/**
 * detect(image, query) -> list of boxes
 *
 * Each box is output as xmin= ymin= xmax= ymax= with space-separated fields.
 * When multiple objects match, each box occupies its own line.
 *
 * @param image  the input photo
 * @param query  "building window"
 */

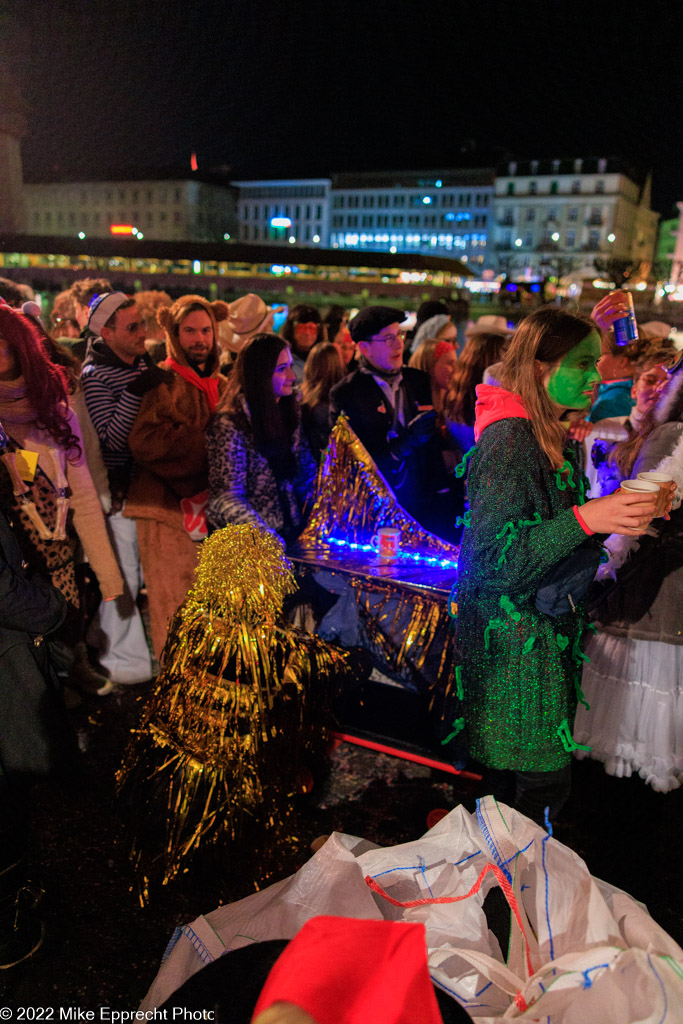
xmin=529 ymin=181 xmax=537 ymax=195
xmin=348 ymin=196 xmax=359 ymax=208
xmin=174 ymin=212 xmax=181 ymax=224
xmin=507 ymin=182 xmax=515 ymax=195
xmin=523 ymin=231 xmax=533 ymax=246
xmin=160 ymin=211 xmax=167 ymax=222
xmin=119 ymin=190 xmax=125 ymax=201
xmin=174 ymin=189 xmax=181 ymax=202
xmin=147 ymin=190 xmax=153 ymax=202
xmin=550 ymin=181 xmax=558 ymax=195
xmin=571 ymin=180 xmax=581 ymax=194
xmin=525 ymin=208 xmax=535 ymax=222
xmin=566 ymin=229 xmax=575 ymax=246
xmin=147 ymin=213 xmax=153 ymax=225
xmin=588 ymin=229 xmax=600 ymax=248
xmin=596 ymin=180 xmax=605 ymax=194
xmin=568 ymin=207 xmax=578 ymax=222
xmin=362 ymin=215 xmax=372 ymax=227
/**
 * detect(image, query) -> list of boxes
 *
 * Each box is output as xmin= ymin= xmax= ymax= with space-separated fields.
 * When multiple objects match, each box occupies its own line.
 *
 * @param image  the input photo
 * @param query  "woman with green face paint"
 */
xmin=440 ymin=307 xmax=658 ymax=824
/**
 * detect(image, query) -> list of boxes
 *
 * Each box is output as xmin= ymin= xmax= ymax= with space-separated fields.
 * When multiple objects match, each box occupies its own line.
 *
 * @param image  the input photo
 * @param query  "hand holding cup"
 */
xmin=580 ymin=485 xmax=658 ymax=536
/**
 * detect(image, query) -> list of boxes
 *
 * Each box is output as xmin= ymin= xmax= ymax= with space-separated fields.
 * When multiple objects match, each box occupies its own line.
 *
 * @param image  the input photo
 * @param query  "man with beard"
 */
xmin=125 ymin=295 xmax=229 ymax=658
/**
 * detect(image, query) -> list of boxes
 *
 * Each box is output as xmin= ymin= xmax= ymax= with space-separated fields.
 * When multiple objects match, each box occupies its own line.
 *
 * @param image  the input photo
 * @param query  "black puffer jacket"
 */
xmin=0 ymin=509 xmax=73 ymax=778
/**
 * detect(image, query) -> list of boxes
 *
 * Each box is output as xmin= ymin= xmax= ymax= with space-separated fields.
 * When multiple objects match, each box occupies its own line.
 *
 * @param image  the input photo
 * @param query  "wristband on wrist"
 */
xmin=572 ymin=504 xmax=594 ymax=536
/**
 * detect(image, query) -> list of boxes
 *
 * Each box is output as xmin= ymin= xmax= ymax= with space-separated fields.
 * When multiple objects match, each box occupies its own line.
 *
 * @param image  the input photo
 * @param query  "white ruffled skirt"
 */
xmin=573 ymin=632 xmax=683 ymax=793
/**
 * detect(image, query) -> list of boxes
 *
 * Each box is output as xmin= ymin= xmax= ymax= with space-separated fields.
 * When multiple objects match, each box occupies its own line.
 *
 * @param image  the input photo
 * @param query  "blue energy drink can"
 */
xmin=613 ymin=292 xmax=638 ymax=346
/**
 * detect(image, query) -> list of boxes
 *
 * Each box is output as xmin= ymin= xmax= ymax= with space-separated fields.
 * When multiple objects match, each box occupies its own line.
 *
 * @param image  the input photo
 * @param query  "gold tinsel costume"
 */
xmin=117 ymin=525 xmax=348 ymax=904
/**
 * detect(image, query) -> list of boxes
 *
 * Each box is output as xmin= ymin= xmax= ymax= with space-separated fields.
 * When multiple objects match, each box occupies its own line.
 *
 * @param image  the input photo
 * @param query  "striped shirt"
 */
xmin=81 ymin=340 xmax=145 ymax=472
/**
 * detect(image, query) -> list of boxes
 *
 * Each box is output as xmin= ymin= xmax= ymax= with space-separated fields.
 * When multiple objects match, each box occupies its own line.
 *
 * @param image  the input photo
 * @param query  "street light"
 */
xmin=607 ymin=233 xmax=616 ymax=243
xmin=78 ymin=231 xmax=86 ymax=240
xmin=551 ymin=232 xmax=560 ymax=242
xmin=288 ymin=236 xmax=296 ymax=244
xmin=514 ymin=238 xmax=523 ymax=247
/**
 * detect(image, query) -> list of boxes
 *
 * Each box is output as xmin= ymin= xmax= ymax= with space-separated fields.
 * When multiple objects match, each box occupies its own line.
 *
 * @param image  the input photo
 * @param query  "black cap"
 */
xmin=348 ymin=306 xmax=405 ymax=343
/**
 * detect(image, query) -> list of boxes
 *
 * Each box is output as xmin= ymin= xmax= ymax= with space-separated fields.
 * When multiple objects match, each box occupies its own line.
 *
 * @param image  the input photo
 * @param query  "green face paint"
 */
xmin=546 ymin=331 xmax=602 ymax=411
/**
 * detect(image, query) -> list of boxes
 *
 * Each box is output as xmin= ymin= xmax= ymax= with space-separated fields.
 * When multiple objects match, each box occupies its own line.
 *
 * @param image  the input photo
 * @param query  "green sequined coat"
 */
xmin=447 ymin=418 xmax=602 ymax=772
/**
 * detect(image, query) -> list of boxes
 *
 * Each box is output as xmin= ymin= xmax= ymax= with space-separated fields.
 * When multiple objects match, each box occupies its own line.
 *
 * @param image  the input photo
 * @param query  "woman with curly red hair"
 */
xmin=0 ymin=303 xmax=122 ymax=692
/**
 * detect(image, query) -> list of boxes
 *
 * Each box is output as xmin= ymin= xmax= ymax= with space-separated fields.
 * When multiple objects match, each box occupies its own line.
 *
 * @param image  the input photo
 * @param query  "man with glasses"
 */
xmin=82 ymin=293 xmax=169 ymax=686
xmin=330 ymin=306 xmax=459 ymax=540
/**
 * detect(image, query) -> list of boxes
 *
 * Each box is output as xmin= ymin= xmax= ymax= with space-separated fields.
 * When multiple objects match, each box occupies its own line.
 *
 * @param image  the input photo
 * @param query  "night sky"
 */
xmin=2 ymin=0 xmax=681 ymax=214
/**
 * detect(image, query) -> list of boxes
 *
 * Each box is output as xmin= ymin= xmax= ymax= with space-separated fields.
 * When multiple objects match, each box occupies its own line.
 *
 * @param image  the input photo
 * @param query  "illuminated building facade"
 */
xmin=328 ymin=169 xmax=494 ymax=267
xmin=232 ymin=178 xmax=330 ymax=247
xmin=493 ymin=157 xmax=659 ymax=281
xmin=23 ymin=173 xmax=237 ymax=243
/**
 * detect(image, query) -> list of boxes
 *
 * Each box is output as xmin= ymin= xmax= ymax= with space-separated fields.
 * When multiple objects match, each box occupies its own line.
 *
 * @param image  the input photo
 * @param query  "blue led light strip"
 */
xmin=326 ymin=534 xmax=458 ymax=570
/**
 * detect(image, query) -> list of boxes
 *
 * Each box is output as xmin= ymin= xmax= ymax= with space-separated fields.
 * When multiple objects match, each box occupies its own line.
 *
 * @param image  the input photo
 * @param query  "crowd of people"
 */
xmin=0 ymin=271 xmax=680 ymax=973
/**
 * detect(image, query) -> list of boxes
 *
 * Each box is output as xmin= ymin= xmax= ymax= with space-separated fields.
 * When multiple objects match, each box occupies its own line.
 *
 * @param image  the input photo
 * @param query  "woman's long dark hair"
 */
xmin=443 ymin=332 xmax=507 ymax=427
xmin=0 ymin=306 xmax=81 ymax=459
xmin=216 ymin=333 xmax=299 ymax=477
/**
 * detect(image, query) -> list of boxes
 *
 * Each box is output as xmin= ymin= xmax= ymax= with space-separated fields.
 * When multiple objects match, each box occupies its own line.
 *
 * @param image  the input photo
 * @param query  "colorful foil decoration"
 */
xmin=116 ymin=525 xmax=349 ymax=905
xmin=298 ymin=415 xmax=460 ymax=560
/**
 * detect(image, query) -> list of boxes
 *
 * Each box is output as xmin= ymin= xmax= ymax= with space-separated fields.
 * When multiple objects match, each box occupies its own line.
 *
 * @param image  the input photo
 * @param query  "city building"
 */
xmin=23 ymin=171 xmax=237 ymax=243
xmin=492 ymin=157 xmax=659 ymax=281
xmin=231 ymin=178 xmax=330 ymax=247
xmin=328 ymin=169 xmax=495 ymax=268
xmin=668 ymin=202 xmax=683 ymax=294
xmin=655 ymin=209 xmax=680 ymax=281
xmin=228 ymin=169 xmax=495 ymax=268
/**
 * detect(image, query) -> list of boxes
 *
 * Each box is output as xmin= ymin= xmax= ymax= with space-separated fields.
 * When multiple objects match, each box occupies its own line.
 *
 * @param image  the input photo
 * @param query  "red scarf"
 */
xmin=166 ymin=358 xmax=219 ymax=411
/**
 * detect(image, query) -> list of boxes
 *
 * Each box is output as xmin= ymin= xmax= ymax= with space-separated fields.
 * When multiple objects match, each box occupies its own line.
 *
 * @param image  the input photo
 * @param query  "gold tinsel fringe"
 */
xmin=298 ymin=415 xmax=459 ymax=558
xmin=117 ymin=525 xmax=349 ymax=905
xmin=351 ymin=577 xmax=452 ymax=682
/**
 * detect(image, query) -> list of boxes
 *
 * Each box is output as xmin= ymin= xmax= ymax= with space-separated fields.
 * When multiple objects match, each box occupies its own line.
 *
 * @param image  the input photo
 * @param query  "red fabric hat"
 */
xmin=252 ymin=916 xmax=443 ymax=1024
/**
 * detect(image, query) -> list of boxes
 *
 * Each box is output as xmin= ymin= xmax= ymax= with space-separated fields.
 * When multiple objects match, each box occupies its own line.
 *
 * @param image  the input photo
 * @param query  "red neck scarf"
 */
xmin=166 ymin=358 xmax=219 ymax=412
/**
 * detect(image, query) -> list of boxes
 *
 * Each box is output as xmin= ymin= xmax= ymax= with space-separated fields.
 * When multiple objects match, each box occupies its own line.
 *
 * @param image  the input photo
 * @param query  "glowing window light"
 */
xmin=193 ymin=260 xmax=201 ymax=274
xmin=435 ymin=180 xmax=443 ymax=188
xmin=445 ymin=212 xmax=456 ymax=221
xmin=326 ymin=535 xmax=458 ymax=570
xmin=288 ymin=236 xmax=296 ymax=244
xmin=390 ymin=246 xmax=397 ymax=253
xmin=422 ymin=196 xmax=432 ymax=205
xmin=271 ymin=216 xmax=292 ymax=228
xmin=110 ymin=224 xmax=135 ymax=235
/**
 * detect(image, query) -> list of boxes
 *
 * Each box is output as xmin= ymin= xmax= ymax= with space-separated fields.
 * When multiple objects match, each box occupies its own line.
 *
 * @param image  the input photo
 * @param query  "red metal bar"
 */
xmin=329 ymin=731 xmax=482 ymax=781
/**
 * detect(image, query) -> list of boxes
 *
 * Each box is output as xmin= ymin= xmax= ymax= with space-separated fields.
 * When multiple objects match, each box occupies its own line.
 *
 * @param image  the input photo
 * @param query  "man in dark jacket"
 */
xmin=329 ymin=306 xmax=460 ymax=540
